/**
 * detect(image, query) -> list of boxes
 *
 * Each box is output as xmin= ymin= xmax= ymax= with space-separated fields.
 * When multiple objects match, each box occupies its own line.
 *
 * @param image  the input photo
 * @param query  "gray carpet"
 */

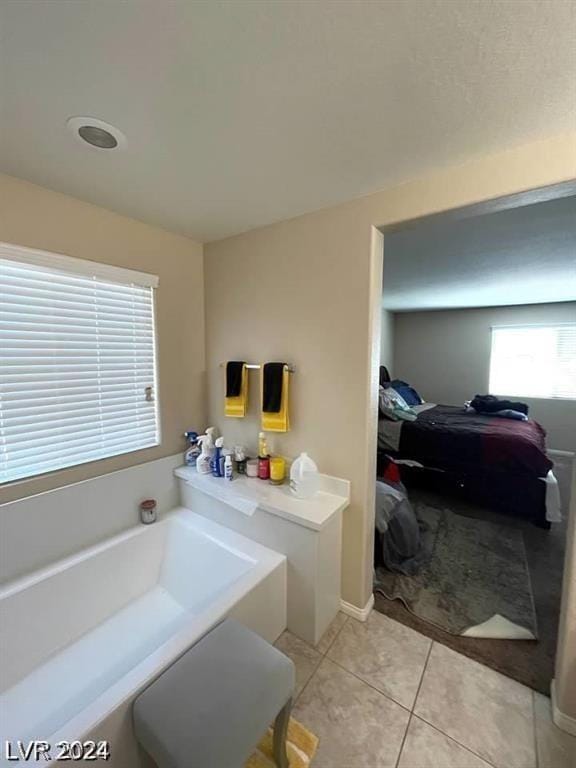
xmin=374 ymin=502 xmax=538 ymax=637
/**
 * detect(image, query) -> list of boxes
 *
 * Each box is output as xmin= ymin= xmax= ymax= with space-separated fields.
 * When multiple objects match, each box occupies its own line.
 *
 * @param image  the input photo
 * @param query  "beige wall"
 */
xmin=205 ymin=132 xmax=576 ymax=610
xmin=380 ymin=309 xmax=395 ymax=372
xmin=0 ymin=174 xmax=205 ymax=503
xmin=394 ymin=302 xmax=576 ymax=452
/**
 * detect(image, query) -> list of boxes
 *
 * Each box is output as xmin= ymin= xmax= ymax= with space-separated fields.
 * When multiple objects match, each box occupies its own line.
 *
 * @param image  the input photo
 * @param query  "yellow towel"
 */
xmin=225 ymin=364 xmax=248 ymax=418
xmin=261 ymin=366 xmax=290 ymax=433
xmin=245 ymin=717 xmax=318 ymax=768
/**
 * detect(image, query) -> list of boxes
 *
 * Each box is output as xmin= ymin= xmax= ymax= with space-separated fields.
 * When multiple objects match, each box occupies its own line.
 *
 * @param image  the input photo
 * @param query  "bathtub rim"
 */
xmin=1 ymin=507 xmax=286 ymax=747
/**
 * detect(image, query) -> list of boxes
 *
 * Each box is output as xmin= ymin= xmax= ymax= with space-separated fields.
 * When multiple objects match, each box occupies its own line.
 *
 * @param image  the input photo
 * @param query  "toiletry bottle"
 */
xmin=196 ymin=436 xmax=213 ymax=474
xmin=258 ymin=432 xmax=268 ymax=457
xmin=258 ymin=432 xmax=270 ymax=480
xmin=220 ymin=448 xmax=230 ymax=477
xmin=205 ymin=427 xmax=216 ymax=457
xmin=224 ymin=454 xmax=234 ymax=481
xmin=184 ymin=431 xmax=200 ymax=467
xmin=270 ymin=456 xmax=286 ymax=485
xmin=234 ymin=445 xmax=247 ymax=475
xmin=212 ymin=436 xmax=224 ymax=477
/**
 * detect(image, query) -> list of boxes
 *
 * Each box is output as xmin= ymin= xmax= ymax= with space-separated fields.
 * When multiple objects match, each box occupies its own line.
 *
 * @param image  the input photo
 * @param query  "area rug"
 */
xmin=246 ymin=717 xmax=318 ymax=768
xmin=374 ymin=503 xmax=538 ymax=639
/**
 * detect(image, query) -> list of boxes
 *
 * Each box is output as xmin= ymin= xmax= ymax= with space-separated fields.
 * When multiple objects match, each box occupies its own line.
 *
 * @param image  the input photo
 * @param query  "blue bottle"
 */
xmin=212 ymin=437 xmax=224 ymax=477
xmin=184 ymin=431 xmax=200 ymax=467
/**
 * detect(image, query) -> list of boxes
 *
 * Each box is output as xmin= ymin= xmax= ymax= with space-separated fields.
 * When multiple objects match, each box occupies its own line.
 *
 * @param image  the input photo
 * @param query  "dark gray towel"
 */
xmin=263 ymin=362 xmax=285 ymax=413
xmin=226 ymin=361 xmax=245 ymax=397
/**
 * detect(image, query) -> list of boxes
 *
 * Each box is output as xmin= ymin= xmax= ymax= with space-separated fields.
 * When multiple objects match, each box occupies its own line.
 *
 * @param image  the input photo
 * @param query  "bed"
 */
xmin=377 ymin=390 xmax=557 ymax=527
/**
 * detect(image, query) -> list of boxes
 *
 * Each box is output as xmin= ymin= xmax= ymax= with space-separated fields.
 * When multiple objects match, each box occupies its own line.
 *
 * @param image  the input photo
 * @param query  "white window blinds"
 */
xmin=489 ymin=323 xmax=576 ymax=400
xmin=0 ymin=243 xmax=160 ymax=484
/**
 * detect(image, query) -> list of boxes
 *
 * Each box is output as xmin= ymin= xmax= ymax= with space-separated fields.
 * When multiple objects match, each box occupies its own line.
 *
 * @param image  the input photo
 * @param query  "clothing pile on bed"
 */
xmin=466 ymin=394 xmax=530 ymax=421
xmin=376 ymin=373 xmax=559 ymax=526
xmin=379 ymin=379 xmax=425 ymax=422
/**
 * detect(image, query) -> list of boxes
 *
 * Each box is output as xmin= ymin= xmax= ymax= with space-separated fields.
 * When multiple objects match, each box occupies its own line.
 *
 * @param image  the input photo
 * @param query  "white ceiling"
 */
xmin=1 ymin=1 xmax=575 ymax=242
xmin=382 ymin=196 xmax=576 ymax=311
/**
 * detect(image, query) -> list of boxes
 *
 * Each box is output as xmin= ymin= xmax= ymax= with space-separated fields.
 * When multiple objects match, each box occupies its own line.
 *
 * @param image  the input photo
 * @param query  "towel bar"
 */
xmin=219 ymin=363 xmax=295 ymax=373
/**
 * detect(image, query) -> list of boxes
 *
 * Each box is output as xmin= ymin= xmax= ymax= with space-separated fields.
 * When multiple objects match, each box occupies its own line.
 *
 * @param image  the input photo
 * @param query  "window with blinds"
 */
xmin=489 ymin=323 xmax=576 ymax=400
xmin=0 ymin=243 xmax=160 ymax=484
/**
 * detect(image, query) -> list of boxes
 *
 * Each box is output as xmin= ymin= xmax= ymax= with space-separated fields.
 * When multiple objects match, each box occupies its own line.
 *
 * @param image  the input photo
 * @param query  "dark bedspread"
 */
xmin=398 ymin=405 xmax=553 ymax=478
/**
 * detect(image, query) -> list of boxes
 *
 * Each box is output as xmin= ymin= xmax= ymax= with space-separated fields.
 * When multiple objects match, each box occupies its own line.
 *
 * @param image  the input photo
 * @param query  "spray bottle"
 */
xmin=184 ymin=431 xmax=200 ymax=467
xmin=196 ymin=428 xmax=216 ymax=474
xmin=212 ymin=437 xmax=225 ymax=477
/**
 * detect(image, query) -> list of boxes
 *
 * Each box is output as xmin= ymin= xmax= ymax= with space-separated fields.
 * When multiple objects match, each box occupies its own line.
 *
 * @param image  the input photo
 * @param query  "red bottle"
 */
xmin=258 ymin=455 xmax=270 ymax=480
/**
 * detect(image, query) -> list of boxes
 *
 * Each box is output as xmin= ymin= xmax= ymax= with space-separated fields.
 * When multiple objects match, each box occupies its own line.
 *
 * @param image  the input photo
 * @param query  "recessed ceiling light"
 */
xmin=67 ymin=116 xmax=127 ymax=151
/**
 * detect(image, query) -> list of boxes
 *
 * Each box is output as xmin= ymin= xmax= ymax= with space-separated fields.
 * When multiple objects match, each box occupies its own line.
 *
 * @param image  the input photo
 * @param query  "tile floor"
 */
xmin=275 ymin=610 xmax=575 ymax=768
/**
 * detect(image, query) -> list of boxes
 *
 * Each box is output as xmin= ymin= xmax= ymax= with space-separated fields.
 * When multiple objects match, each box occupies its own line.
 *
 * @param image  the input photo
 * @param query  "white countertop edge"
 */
xmin=174 ymin=466 xmax=350 ymax=531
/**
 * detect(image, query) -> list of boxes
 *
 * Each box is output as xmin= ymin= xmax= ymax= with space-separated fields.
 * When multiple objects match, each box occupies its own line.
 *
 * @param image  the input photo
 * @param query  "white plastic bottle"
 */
xmin=204 ymin=427 xmax=216 ymax=457
xmin=196 ymin=435 xmax=213 ymax=474
xmin=289 ymin=452 xmax=320 ymax=499
xmin=224 ymin=454 xmax=234 ymax=481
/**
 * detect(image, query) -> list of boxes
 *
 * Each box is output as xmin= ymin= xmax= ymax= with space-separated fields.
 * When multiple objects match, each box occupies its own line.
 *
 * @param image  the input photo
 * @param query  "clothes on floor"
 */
xmin=470 ymin=394 xmax=529 ymax=416
xmin=374 ymin=480 xmax=425 ymax=576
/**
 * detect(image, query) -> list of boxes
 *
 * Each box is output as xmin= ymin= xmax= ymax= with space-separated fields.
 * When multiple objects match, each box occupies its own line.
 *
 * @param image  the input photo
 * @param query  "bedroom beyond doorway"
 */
xmin=375 ymin=193 xmax=576 ymax=693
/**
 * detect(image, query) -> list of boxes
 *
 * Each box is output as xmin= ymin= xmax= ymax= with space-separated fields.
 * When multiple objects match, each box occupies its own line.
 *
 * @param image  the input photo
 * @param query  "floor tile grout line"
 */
xmin=415 ymin=713 xmax=501 ymax=768
xmin=413 ymin=711 xmax=500 ymax=768
xmin=318 ymin=614 xmax=350 ymax=659
xmin=291 ymin=615 xmax=539 ymax=768
xmin=325 ymin=655 xmax=413 ymax=716
xmin=393 ymin=713 xmax=413 ymax=768
xmin=410 ymin=639 xmax=434 ymax=713
xmin=392 ymin=638 xmax=434 ymax=768
xmin=293 ymin=651 xmax=323 ymax=706
xmin=281 ymin=613 xmax=351 ymax=706
xmin=291 ymin=618 xmax=343 ymax=705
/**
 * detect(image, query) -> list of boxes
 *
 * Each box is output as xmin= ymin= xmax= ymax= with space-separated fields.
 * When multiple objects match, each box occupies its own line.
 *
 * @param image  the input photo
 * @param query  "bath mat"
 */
xmin=246 ymin=717 xmax=318 ymax=768
xmin=374 ymin=503 xmax=538 ymax=639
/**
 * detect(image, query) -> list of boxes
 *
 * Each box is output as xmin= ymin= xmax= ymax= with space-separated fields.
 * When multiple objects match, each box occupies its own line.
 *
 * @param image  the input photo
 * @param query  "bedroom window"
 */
xmin=489 ymin=323 xmax=576 ymax=400
xmin=0 ymin=242 xmax=160 ymax=484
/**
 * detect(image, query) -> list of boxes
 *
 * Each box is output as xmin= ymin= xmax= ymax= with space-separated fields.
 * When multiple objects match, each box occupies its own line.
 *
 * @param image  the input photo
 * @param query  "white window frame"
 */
xmin=0 ymin=241 xmax=161 ymax=484
xmin=489 ymin=322 xmax=576 ymax=401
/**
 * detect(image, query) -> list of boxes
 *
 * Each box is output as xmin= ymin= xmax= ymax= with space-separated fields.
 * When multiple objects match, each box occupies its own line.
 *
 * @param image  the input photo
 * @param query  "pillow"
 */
xmin=390 ymin=379 xmax=424 ymax=406
xmin=379 ymin=386 xmax=417 ymax=421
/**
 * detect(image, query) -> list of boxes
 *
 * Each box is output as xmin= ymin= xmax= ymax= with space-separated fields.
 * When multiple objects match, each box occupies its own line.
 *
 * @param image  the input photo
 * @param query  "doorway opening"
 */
xmin=373 ymin=187 xmax=576 ymax=693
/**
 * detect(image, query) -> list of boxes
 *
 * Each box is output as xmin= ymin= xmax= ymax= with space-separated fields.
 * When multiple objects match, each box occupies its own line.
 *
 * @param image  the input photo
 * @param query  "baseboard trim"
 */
xmin=551 ymin=679 xmax=576 ymax=736
xmin=340 ymin=593 xmax=374 ymax=622
xmin=547 ymin=449 xmax=575 ymax=459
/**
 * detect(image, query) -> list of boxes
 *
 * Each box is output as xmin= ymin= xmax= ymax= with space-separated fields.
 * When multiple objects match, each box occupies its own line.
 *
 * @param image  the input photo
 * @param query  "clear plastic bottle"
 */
xmin=289 ymin=452 xmax=320 ymax=499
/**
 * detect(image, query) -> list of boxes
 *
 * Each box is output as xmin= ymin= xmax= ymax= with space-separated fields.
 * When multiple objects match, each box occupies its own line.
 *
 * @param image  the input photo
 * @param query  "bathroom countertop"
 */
xmin=174 ymin=466 xmax=350 ymax=531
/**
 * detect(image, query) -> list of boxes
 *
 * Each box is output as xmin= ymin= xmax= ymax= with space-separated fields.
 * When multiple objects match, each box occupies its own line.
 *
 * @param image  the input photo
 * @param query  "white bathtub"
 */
xmin=0 ymin=507 xmax=286 ymax=765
